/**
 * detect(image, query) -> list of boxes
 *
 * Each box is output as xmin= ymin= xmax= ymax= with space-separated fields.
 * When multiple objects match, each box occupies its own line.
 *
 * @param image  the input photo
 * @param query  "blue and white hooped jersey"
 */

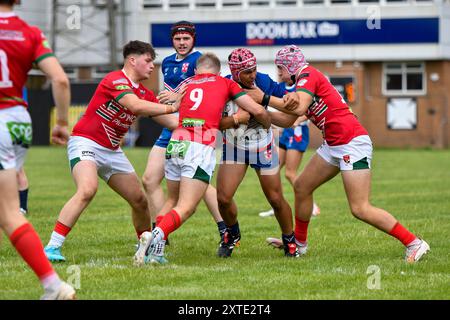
xmin=161 ymin=50 xmax=202 ymax=92
xmin=223 ymin=72 xmax=287 ymax=151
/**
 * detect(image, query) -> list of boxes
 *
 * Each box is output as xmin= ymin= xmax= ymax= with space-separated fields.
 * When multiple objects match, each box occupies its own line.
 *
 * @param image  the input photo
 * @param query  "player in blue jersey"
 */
xmin=217 ymin=48 xmax=303 ymax=258
xmin=142 ymin=21 xmax=226 ymax=249
xmin=257 ymin=84 xmax=321 ymax=219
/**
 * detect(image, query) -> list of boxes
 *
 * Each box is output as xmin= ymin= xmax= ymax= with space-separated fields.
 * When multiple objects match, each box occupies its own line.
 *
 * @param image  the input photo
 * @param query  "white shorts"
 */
xmin=165 ymin=139 xmax=215 ymax=183
xmin=67 ymin=136 xmax=135 ymax=182
xmin=316 ymin=135 xmax=373 ymax=171
xmin=0 ymin=106 xmax=32 ymax=171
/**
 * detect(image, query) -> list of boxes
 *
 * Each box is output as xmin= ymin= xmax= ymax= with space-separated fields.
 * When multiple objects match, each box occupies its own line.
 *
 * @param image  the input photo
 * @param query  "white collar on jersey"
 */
xmin=0 ymin=12 xmax=17 ymax=18
xmin=175 ymin=49 xmax=198 ymax=62
xmin=121 ymin=69 xmax=139 ymax=89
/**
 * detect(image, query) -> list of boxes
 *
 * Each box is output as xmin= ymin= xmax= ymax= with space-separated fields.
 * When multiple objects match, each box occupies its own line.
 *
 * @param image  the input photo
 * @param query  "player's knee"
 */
xmin=285 ymin=170 xmax=296 ymax=184
xmin=266 ymin=192 xmax=285 ymax=211
xmin=350 ymin=203 xmax=370 ymax=220
xmin=217 ymin=192 xmax=232 ymax=209
xmin=77 ymin=185 xmax=97 ymax=203
xmin=142 ymin=171 xmax=160 ymax=191
xmin=131 ymin=192 xmax=148 ymax=212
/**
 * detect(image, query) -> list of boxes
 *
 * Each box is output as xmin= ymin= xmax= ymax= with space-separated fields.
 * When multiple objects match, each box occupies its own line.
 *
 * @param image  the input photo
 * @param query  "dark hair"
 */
xmin=171 ymin=21 xmax=196 ymax=39
xmin=0 ymin=0 xmax=16 ymax=6
xmin=123 ymin=40 xmax=156 ymax=60
xmin=196 ymin=53 xmax=221 ymax=72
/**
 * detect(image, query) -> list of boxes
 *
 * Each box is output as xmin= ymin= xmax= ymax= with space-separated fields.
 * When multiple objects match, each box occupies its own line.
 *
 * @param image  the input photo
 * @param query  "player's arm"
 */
xmin=269 ymin=111 xmax=298 ymax=128
xmin=37 ymin=56 xmax=70 ymax=144
xmin=234 ymin=94 xmax=271 ymax=129
xmin=244 ymin=85 xmax=300 ymax=116
xmin=118 ymin=93 xmax=178 ymax=117
xmin=152 ymin=113 xmax=179 ymax=130
xmin=284 ymin=91 xmax=312 ymax=116
xmin=219 ymin=109 xmax=250 ymax=130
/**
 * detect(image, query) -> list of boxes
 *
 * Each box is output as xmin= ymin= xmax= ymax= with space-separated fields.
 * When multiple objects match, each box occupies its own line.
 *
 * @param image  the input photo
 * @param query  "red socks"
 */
xmin=54 ymin=221 xmax=71 ymax=237
xmin=295 ymin=217 xmax=310 ymax=244
xmin=157 ymin=210 xmax=181 ymax=240
xmin=9 ymin=223 xmax=55 ymax=281
xmin=389 ymin=222 xmax=416 ymax=246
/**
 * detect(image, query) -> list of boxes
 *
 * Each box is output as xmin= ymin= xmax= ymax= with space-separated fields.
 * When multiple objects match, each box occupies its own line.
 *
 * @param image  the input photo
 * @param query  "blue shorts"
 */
xmin=279 ymin=125 xmax=309 ymax=152
xmin=222 ymin=141 xmax=279 ymax=171
xmin=154 ymin=128 xmax=173 ymax=148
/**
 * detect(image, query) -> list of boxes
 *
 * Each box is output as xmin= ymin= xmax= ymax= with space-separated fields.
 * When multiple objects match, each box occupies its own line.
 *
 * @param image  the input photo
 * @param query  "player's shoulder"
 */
xmin=190 ymin=50 xmax=202 ymax=59
xmin=102 ymin=70 xmax=130 ymax=86
xmin=255 ymin=72 xmax=275 ymax=87
xmin=162 ymin=52 xmax=177 ymax=64
xmin=300 ymin=65 xmax=320 ymax=78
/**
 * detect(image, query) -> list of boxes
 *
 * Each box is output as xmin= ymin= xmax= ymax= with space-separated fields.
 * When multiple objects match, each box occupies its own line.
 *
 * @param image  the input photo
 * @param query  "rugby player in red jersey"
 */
xmin=134 ymin=53 xmax=271 ymax=265
xmin=267 ymin=45 xmax=429 ymax=263
xmin=0 ymin=0 xmax=75 ymax=299
xmin=44 ymin=41 xmax=180 ymax=263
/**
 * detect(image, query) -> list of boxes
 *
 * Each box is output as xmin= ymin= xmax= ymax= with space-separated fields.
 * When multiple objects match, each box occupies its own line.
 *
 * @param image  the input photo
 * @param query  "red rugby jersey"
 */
xmin=72 ymin=70 xmax=158 ymax=150
xmin=296 ymin=65 xmax=368 ymax=146
xmin=0 ymin=12 xmax=54 ymax=109
xmin=172 ymin=73 xmax=245 ymax=146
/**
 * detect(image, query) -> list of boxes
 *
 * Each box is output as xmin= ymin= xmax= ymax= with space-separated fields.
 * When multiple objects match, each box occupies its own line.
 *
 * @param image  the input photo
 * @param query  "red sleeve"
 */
xmin=296 ymin=68 xmax=318 ymax=98
xmin=30 ymin=26 xmax=54 ymax=64
xmin=102 ymin=73 xmax=135 ymax=102
xmin=226 ymin=78 xmax=246 ymax=100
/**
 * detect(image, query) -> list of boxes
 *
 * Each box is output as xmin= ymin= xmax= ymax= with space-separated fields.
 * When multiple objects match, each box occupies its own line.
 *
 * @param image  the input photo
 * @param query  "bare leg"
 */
xmin=156 ymin=178 xmax=180 ymax=217
xmin=284 ymin=150 xmax=303 ymax=187
xmin=0 ymin=169 xmax=27 ymax=235
xmin=142 ymin=146 xmax=166 ymax=224
xmin=294 ymin=153 xmax=339 ymax=221
xmin=108 ymin=172 xmax=151 ymax=234
xmin=341 ymin=170 xmax=397 ymax=232
xmin=56 ymin=161 xmax=99 ymax=228
xmin=216 ymin=163 xmax=248 ymax=226
xmin=172 ymin=177 xmax=209 ymax=222
xmin=202 ymin=184 xmax=223 ymax=223
xmin=257 ymin=170 xmax=293 ymax=234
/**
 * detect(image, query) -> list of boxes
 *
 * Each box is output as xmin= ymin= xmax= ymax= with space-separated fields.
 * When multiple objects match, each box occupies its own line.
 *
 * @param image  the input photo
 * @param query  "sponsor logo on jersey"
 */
xmin=182 ymin=63 xmax=189 ymax=73
xmin=115 ymin=85 xmax=131 ymax=91
xmin=182 ymin=118 xmax=205 ymax=127
xmin=112 ymin=78 xmax=128 ymax=85
xmin=42 ymin=39 xmax=51 ymax=49
xmin=298 ymin=79 xmax=308 ymax=87
xmin=173 ymin=67 xmax=178 ymax=74
xmin=0 ymin=30 xmax=24 ymax=41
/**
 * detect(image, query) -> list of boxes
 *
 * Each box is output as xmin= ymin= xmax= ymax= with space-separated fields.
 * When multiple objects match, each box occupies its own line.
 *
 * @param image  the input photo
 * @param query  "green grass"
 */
xmin=1 ymin=147 xmax=449 ymax=299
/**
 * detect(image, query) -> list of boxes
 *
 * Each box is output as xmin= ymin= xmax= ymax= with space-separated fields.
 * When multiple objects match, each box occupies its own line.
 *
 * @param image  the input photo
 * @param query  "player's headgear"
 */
xmin=171 ymin=21 xmax=196 ymax=39
xmin=275 ymin=45 xmax=308 ymax=81
xmin=228 ymin=48 xmax=257 ymax=82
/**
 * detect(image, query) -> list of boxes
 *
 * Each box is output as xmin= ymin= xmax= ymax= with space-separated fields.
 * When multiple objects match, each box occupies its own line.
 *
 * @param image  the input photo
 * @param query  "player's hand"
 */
xmin=157 ymin=90 xmax=177 ymax=104
xmin=283 ymin=92 xmax=299 ymax=111
xmin=236 ymin=109 xmax=250 ymax=125
xmin=51 ymin=124 xmax=69 ymax=145
xmin=244 ymin=86 xmax=264 ymax=104
xmin=171 ymin=86 xmax=187 ymax=113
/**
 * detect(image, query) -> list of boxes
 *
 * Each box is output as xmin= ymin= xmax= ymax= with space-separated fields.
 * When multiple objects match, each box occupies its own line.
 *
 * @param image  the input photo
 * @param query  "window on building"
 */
xmin=383 ymin=62 xmax=426 ymax=96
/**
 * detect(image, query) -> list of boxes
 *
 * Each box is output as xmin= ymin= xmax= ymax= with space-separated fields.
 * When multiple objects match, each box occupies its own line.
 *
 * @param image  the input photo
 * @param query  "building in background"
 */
xmin=15 ymin=0 xmax=450 ymax=148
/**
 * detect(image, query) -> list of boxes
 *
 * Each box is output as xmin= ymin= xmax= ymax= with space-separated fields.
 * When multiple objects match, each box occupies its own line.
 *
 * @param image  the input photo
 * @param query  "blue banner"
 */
xmin=151 ymin=18 xmax=439 ymax=47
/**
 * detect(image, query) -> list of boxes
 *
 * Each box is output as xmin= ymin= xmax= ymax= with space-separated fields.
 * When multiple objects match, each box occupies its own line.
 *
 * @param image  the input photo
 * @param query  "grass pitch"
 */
xmin=0 ymin=147 xmax=449 ymax=300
